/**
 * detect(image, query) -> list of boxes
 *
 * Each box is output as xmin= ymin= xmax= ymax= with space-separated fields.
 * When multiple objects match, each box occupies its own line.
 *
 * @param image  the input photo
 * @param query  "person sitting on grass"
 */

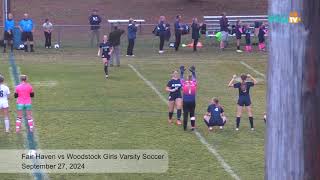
xmin=203 ymin=98 xmax=227 ymax=131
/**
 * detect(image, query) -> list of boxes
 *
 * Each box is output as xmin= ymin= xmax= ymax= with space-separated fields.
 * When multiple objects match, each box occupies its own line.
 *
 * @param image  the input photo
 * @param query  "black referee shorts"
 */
xmin=21 ymin=32 xmax=33 ymax=42
xmin=4 ymin=31 xmax=13 ymax=41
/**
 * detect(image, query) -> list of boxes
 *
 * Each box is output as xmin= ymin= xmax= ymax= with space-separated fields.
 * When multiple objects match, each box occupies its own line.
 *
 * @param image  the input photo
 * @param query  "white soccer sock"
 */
xmin=4 ymin=117 xmax=10 ymax=131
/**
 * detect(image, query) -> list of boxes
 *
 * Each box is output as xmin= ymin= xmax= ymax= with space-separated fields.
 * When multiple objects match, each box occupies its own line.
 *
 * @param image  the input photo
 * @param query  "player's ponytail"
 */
xmin=240 ymin=74 xmax=247 ymax=92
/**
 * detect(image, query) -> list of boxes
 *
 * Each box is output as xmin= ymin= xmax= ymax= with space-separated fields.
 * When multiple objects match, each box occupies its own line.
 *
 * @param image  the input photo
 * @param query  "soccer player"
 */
xmin=180 ymin=65 xmax=197 ymax=131
xmin=258 ymin=23 xmax=267 ymax=51
xmin=3 ymin=13 xmax=15 ymax=53
xmin=0 ymin=75 xmax=10 ymax=133
xmin=235 ymin=20 xmax=243 ymax=53
xmin=203 ymin=98 xmax=227 ymax=131
xmin=15 ymin=75 xmax=35 ymax=133
xmin=166 ymin=70 xmax=182 ymax=125
xmin=244 ymin=24 xmax=252 ymax=52
xmin=97 ymin=35 xmax=113 ymax=79
xmin=228 ymin=74 xmax=257 ymax=131
xmin=19 ymin=13 xmax=34 ymax=52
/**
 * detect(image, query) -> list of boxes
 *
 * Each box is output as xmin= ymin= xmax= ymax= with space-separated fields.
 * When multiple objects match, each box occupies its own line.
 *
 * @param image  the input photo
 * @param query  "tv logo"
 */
xmin=289 ymin=11 xmax=301 ymax=24
xmin=269 ymin=11 xmax=302 ymax=24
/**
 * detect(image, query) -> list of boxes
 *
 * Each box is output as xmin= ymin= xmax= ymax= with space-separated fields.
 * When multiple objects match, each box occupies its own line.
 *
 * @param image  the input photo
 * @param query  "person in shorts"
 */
xmin=19 ymin=13 xmax=34 ymax=52
xmin=3 ymin=13 xmax=15 ymax=53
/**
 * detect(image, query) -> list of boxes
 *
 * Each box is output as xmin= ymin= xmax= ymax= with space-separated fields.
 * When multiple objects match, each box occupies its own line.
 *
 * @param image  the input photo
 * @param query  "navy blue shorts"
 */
xmin=236 ymin=33 xmax=242 ymax=40
xmin=204 ymin=118 xmax=225 ymax=127
xmin=169 ymin=94 xmax=182 ymax=101
xmin=102 ymin=54 xmax=110 ymax=60
xmin=237 ymin=96 xmax=251 ymax=106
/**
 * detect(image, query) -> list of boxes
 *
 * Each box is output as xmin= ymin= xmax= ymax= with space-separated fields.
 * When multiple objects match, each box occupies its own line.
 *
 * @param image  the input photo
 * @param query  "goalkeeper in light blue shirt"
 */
xmin=19 ymin=13 xmax=35 ymax=52
xmin=3 ymin=13 xmax=15 ymax=53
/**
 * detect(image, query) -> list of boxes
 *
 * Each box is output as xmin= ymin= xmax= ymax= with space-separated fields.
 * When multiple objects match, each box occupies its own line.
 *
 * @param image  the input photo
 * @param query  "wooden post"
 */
xmin=266 ymin=0 xmax=320 ymax=179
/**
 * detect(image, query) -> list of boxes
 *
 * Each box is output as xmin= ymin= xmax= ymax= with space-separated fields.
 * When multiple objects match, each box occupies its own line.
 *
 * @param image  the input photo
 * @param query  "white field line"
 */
xmin=128 ymin=64 xmax=241 ymax=180
xmin=240 ymin=61 xmax=266 ymax=78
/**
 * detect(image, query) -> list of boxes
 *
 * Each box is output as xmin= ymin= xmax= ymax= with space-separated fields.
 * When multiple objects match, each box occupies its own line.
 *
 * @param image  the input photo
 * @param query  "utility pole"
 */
xmin=266 ymin=0 xmax=320 ymax=179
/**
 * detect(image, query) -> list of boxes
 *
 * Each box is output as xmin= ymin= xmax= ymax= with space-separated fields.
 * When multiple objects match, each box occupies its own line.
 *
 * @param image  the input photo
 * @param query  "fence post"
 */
xmin=266 ymin=0 xmax=320 ymax=179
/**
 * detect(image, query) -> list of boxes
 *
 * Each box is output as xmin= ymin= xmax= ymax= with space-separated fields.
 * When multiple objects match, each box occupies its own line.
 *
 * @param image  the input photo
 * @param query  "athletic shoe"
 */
xmin=191 ymin=126 xmax=195 ymax=131
xmin=131 ymin=55 xmax=135 ymax=57
xmin=236 ymin=50 xmax=243 ymax=53
xmin=5 ymin=129 xmax=9 ymax=133
xmin=236 ymin=128 xmax=239 ymax=131
xmin=159 ymin=50 xmax=164 ymax=54
xmin=209 ymin=127 xmax=213 ymax=131
xmin=168 ymin=119 xmax=173 ymax=124
xmin=176 ymin=120 xmax=182 ymax=125
xmin=105 ymin=75 xmax=109 ymax=79
xmin=126 ymin=55 xmax=130 ymax=57
xmin=219 ymin=126 xmax=223 ymax=130
xmin=251 ymin=128 xmax=255 ymax=131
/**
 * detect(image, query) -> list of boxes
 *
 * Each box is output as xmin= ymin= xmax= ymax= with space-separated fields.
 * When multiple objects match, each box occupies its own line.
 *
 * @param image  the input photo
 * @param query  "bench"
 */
xmin=203 ymin=15 xmax=268 ymax=37
xmin=107 ymin=19 xmax=146 ymax=33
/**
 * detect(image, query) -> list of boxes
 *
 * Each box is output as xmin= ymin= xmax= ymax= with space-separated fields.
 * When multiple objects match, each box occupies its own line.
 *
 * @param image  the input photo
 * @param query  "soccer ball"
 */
xmin=19 ymin=44 xmax=25 ymax=50
xmin=54 ymin=44 xmax=60 ymax=49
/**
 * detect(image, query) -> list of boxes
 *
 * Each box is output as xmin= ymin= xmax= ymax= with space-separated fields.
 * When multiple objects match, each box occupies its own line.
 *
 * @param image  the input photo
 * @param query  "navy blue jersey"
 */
xmin=234 ymin=82 xmax=254 ymax=97
xmin=207 ymin=104 xmax=224 ymax=122
xmin=99 ymin=42 xmax=112 ymax=55
xmin=167 ymin=79 xmax=182 ymax=97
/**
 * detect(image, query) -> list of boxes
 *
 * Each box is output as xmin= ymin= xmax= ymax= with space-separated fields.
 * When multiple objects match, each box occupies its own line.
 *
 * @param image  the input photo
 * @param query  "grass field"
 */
xmin=0 ymin=36 xmax=267 ymax=180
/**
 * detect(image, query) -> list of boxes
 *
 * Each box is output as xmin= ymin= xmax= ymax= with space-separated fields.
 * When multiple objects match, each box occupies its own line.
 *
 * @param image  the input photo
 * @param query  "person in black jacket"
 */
xmin=219 ymin=12 xmax=229 ymax=50
xmin=191 ymin=18 xmax=201 ymax=52
xmin=157 ymin=16 xmax=169 ymax=54
xmin=89 ymin=9 xmax=102 ymax=47
xmin=126 ymin=18 xmax=138 ymax=56
xmin=108 ymin=26 xmax=125 ymax=66
xmin=174 ymin=15 xmax=183 ymax=51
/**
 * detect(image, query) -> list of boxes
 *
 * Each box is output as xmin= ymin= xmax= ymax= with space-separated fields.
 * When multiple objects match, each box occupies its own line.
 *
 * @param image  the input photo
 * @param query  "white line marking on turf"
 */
xmin=240 ymin=61 xmax=265 ymax=78
xmin=128 ymin=64 xmax=241 ymax=180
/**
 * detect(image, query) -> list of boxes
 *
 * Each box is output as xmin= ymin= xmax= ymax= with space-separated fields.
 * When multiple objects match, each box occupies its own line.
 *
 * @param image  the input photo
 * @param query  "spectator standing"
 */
xmin=126 ymin=18 xmax=138 ymax=57
xmin=219 ymin=12 xmax=229 ymax=50
xmin=89 ymin=9 xmax=102 ymax=47
xmin=108 ymin=26 xmax=124 ymax=67
xmin=191 ymin=18 xmax=200 ymax=52
xmin=157 ymin=16 xmax=169 ymax=54
xmin=42 ymin=18 xmax=53 ymax=48
xmin=174 ymin=15 xmax=183 ymax=51
xmin=3 ymin=13 xmax=15 ymax=53
xmin=19 ymin=13 xmax=34 ymax=52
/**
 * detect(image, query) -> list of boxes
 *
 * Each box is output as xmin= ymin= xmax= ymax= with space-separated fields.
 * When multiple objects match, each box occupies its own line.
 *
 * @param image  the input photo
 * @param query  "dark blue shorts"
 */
xmin=238 ymin=96 xmax=251 ymax=106
xmin=169 ymin=94 xmax=182 ymax=101
xmin=102 ymin=54 xmax=110 ymax=60
xmin=204 ymin=118 xmax=225 ymax=127
xmin=236 ymin=33 xmax=242 ymax=40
